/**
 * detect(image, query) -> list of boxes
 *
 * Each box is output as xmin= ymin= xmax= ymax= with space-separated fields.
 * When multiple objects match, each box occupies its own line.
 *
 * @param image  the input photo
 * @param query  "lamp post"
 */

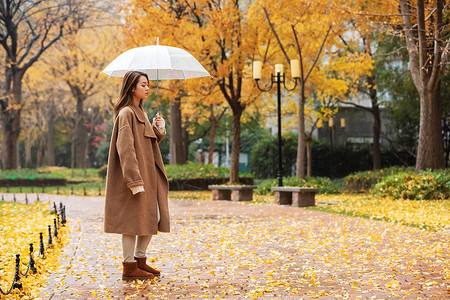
xmin=253 ymin=60 xmax=300 ymax=186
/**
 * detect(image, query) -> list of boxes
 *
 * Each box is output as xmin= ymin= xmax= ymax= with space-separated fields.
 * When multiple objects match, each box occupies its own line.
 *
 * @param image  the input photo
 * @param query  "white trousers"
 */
xmin=122 ymin=234 xmax=152 ymax=263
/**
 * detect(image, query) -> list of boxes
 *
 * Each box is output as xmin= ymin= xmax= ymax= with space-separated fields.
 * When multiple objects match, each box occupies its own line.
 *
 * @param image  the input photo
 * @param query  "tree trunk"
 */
xmin=369 ymin=77 xmax=382 ymax=170
xmin=208 ymin=105 xmax=218 ymax=164
xmin=25 ymin=135 xmax=32 ymax=168
xmin=46 ymin=99 xmax=56 ymax=166
xmin=71 ymin=135 xmax=75 ymax=177
xmin=415 ymin=84 xmax=444 ymax=171
xmin=372 ymin=105 xmax=382 ymax=170
xmin=169 ymin=97 xmax=186 ymax=165
xmin=181 ymin=126 xmax=189 ymax=163
xmin=36 ymin=138 xmax=43 ymax=167
xmin=306 ymin=136 xmax=312 ymax=177
xmin=230 ymin=108 xmax=242 ymax=183
xmin=3 ymin=110 xmax=21 ymax=169
xmin=399 ymin=0 xmax=445 ymax=172
xmin=296 ymin=85 xmax=306 ymax=178
xmin=2 ymin=71 xmax=24 ymax=169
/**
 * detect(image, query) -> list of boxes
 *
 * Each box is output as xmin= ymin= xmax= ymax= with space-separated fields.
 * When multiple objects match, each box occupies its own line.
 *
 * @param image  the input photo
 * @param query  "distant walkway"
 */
xmin=2 ymin=193 xmax=448 ymax=299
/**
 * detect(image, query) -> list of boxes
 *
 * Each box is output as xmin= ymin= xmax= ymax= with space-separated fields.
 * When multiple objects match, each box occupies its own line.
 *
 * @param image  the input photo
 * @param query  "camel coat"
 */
xmin=104 ymin=102 xmax=170 ymax=235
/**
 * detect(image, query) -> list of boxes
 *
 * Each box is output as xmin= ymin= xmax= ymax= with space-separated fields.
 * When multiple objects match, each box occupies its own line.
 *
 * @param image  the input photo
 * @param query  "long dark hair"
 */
xmin=114 ymin=70 xmax=149 ymax=118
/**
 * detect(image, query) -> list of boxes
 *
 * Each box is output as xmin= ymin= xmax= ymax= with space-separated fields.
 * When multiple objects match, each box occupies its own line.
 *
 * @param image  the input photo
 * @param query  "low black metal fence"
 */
xmin=0 ymin=201 xmax=67 ymax=296
xmin=0 ymin=185 xmax=104 ymax=197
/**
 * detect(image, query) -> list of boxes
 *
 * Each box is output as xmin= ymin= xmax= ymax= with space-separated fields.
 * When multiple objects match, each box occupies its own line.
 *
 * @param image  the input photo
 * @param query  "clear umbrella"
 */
xmin=101 ymin=37 xmax=211 ymax=110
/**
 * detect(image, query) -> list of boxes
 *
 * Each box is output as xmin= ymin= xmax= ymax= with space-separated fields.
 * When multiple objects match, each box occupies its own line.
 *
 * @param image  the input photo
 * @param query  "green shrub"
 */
xmin=372 ymin=169 xmax=450 ymax=200
xmin=250 ymin=133 xmax=298 ymax=179
xmin=165 ymin=162 xmax=252 ymax=180
xmin=255 ymin=176 xmax=342 ymax=195
xmin=344 ymin=166 xmax=412 ymax=191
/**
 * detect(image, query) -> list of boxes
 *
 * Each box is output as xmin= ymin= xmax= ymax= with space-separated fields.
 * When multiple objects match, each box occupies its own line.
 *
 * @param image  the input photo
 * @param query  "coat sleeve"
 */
xmin=116 ymin=110 xmax=144 ymax=188
xmin=152 ymin=124 xmax=166 ymax=143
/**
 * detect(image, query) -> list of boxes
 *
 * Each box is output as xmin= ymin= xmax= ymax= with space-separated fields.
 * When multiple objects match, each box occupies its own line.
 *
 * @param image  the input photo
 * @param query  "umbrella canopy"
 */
xmin=101 ymin=44 xmax=211 ymax=80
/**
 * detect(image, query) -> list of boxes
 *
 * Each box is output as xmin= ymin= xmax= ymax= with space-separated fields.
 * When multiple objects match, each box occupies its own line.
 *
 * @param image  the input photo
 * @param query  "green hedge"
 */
xmin=99 ymin=162 xmax=253 ymax=182
xmin=344 ymin=166 xmax=412 ymax=192
xmin=372 ymin=170 xmax=450 ymax=200
xmin=0 ymin=168 xmax=67 ymax=187
xmin=255 ymin=176 xmax=342 ymax=195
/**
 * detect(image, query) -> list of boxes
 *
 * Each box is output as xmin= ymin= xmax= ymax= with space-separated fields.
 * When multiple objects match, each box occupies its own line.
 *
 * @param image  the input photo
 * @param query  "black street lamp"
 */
xmin=253 ymin=60 xmax=300 ymax=186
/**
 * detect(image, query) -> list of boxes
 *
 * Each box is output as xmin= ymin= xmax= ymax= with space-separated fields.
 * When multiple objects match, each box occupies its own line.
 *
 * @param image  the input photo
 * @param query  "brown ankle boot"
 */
xmin=122 ymin=261 xmax=154 ymax=280
xmin=135 ymin=257 xmax=161 ymax=277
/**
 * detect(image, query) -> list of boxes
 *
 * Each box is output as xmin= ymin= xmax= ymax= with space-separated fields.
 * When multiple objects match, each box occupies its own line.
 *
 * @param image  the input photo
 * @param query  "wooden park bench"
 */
xmin=208 ymin=185 xmax=257 ymax=201
xmin=271 ymin=187 xmax=319 ymax=207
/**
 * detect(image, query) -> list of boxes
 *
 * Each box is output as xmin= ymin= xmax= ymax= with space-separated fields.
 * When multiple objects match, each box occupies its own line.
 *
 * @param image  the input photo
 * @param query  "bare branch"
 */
xmin=331 ymin=3 xmax=412 ymax=18
xmin=339 ymin=100 xmax=372 ymax=112
xmin=398 ymin=0 xmax=422 ymax=92
xmin=304 ymin=25 xmax=332 ymax=82
xmin=291 ymin=25 xmax=304 ymax=81
xmin=262 ymin=7 xmax=290 ymax=63
xmin=429 ymin=0 xmax=445 ymax=91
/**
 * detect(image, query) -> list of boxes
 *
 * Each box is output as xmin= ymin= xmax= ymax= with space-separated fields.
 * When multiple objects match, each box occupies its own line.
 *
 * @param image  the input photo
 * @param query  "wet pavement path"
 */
xmin=5 ymin=194 xmax=447 ymax=299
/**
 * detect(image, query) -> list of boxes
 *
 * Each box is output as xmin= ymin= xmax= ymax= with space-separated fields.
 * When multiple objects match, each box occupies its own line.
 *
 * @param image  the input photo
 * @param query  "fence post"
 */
xmin=53 ymin=219 xmax=58 ymax=238
xmin=47 ymin=225 xmax=52 ymax=246
xmin=13 ymin=254 xmax=22 ymax=290
xmin=62 ymin=206 xmax=67 ymax=225
xmin=28 ymin=243 xmax=36 ymax=273
xmin=39 ymin=232 xmax=45 ymax=258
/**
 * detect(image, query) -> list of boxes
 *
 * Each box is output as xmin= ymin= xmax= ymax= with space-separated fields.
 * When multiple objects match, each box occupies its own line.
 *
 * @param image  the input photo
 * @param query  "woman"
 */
xmin=104 ymin=70 xmax=170 ymax=280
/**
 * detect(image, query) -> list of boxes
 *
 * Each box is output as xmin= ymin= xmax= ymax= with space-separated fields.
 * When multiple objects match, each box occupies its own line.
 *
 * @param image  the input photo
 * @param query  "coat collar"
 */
xmin=129 ymin=102 xmax=157 ymax=138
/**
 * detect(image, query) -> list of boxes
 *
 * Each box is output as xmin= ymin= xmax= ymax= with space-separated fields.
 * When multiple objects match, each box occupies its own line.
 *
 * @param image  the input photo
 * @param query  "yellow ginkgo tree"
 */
xmin=248 ymin=0 xmax=373 ymax=177
xmin=26 ymin=16 xmax=122 ymax=169
xmin=122 ymin=0 xmax=261 ymax=183
xmin=0 ymin=0 xmax=97 ymax=169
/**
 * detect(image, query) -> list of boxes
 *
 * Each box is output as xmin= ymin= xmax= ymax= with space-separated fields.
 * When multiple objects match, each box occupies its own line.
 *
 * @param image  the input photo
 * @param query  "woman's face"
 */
xmin=132 ymin=76 xmax=149 ymax=101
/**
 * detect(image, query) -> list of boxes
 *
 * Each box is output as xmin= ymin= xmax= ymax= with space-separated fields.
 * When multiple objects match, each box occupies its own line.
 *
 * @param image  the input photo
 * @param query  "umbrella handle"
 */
xmin=156 ymin=69 xmax=159 ymax=112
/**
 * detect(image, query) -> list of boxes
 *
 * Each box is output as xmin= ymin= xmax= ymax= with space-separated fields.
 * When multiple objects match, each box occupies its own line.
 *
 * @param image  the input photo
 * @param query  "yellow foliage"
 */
xmin=122 ymin=0 xmax=265 ymax=133
xmin=0 ymin=201 xmax=69 ymax=299
xmin=248 ymin=0 xmax=374 ymax=135
xmin=316 ymin=194 xmax=450 ymax=231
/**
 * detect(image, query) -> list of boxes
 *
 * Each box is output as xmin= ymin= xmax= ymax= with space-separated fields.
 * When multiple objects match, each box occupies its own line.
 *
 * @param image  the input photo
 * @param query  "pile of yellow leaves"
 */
xmin=315 ymin=194 xmax=450 ymax=231
xmin=0 ymin=201 xmax=69 ymax=299
xmin=170 ymin=191 xmax=449 ymax=231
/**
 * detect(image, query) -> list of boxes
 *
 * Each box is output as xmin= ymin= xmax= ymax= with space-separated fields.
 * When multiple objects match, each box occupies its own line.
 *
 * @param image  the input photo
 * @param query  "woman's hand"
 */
xmin=153 ymin=113 xmax=165 ymax=128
